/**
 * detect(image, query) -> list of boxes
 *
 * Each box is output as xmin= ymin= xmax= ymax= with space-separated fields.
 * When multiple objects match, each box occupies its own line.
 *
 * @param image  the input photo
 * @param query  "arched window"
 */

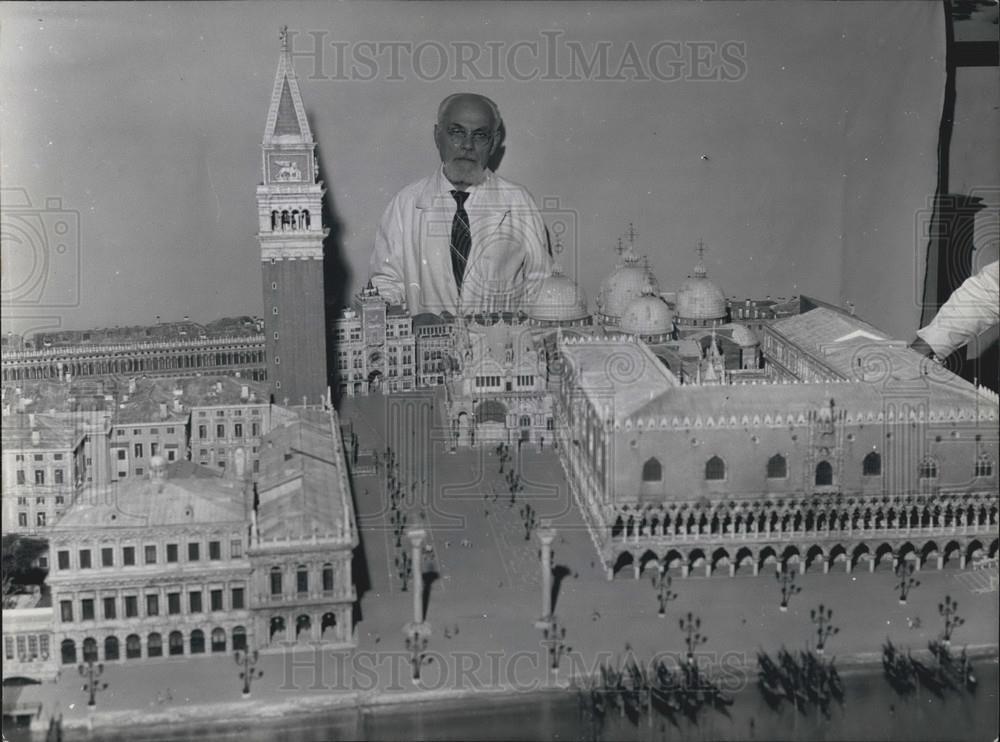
xmin=641 ymin=457 xmax=662 ymax=482
xmin=296 ymin=564 xmax=308 ymax=595
xmin=232 ymin=626 xmax=247 ymax=652
xmin=322 ymin=563 xmax=334 ymax=593
xmin=60 ymin=639 xmax=77 ymax=665
xmin=863 ymin=452 xmax=881 ymax=476
xmin=147 ymin=632 xmax=163 ymax=658
xmin=815 ymin=461 xmax=833 ymax=486
xmin=126 ymin=634 xmax=141 ymax=659
xmin=919 ymin=458 xmax=938 ymax=479
xmin=190 ymin=629 xmax=205 ymax=654
xmin=211 ymin=628 xmax=226 ymax=653
xmin=705 ymin=456 xmax=725 ymax=481
xmin=270 ymin=566 xmax=283 ymax=596
xmin=519 ymin=415 xmax=531 ymax=428
xmin=82 ymin=637 xmax=98 ymax=663
xmin=975 ymin=455 xmax=993 ymax=478
xmin=168 ymin=631 xmax=184 ymax=656
xmin=104 ymin=636 xmax=120 ymax=661
xmin=766 ymin=454 xmax=787 ymax=479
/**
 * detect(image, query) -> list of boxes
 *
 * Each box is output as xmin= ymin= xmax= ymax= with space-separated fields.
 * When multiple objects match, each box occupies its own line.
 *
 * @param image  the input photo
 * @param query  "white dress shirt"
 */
xmin=369 ymin=167 xmax=552 ymax=316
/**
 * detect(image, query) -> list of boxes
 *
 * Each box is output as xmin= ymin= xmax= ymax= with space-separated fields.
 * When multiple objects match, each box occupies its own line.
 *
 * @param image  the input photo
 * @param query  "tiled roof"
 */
xmin=559 ymin=336 xmax=679 ymax=419
xmin=53 ymin=462 xmax=246 ymax=529
xmin=255 ymin=410 xmax=348 ymax=540
xmin=2 ymin=413 xmax=80 ymax=450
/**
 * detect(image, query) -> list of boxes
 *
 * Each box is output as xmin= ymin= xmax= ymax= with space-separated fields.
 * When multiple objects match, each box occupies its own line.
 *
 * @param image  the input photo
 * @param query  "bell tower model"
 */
xmin=257 ymin=26 xmax=329 ymax=405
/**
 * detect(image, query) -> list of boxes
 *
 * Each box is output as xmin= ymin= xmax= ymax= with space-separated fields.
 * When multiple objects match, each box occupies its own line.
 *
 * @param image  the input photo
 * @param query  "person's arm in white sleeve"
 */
xmin=515 ymin=193 xmax=553 ymax=309
xmin=368 ymin=197 xmax=407 ymax=305
xmin=915 ymin=260 xmax=1000 ymax=357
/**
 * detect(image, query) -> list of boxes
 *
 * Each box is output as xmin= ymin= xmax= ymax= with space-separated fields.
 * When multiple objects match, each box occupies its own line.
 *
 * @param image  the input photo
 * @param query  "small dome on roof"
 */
xmin=621 ymin=290 xmax=673 ymax=338
xmin=676 ymin=261 xmax=726 ymax=322
xmin=528 ymin=270 xmax=589 ymax=323
xmin=597 ymin=250 xmax=659 ymax=322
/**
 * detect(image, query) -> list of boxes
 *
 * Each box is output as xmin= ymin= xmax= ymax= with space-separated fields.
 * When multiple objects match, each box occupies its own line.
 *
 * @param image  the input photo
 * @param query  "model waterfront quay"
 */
xmin=3 ymin=23 xmax=998 ymax=742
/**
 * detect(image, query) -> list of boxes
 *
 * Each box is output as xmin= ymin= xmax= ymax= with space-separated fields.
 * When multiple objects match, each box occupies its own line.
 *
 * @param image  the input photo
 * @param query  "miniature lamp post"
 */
xmin=894 ymin=560 xmax=920 ymax=605
xmin=402 ymin=523 xmax=431 ymax=681
xmin=776 ymin=563 xmax=802 ymax=612
xmin=810 ymin=603 xmax=839 ymax=655
xmin=234 ymin=648 xmax=262 ymax=697
xmin=78 ymin=660 xmax=106 ymax=708
xmin=652 ymin=563 xmax=678 ymax=618
xmin=938 ymin=594 xmax=965 ymax=647
xmin=679 ymin=612 xmax=707 ymax=668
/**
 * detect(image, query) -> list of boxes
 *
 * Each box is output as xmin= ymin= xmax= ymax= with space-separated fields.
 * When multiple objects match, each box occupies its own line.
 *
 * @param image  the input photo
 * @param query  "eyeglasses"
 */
xmin=445 ymin=126 xmax=493 ymax=148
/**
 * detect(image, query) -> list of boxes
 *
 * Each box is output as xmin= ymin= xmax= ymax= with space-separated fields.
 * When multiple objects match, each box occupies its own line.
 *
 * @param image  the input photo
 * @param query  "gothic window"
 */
xmin=919 ymin=458 xmax=938 ymax=479
xmin=766 ymin=454 xmax=787 ymax=479
xmin=863 ymin=452 xmax=881 ymax=477
xmin=641 ymin=457 xmax=662 ymax=482
xmin=975 ymin=455 xmax=993 ymax=478
xmin=815 ymin=460 xmax=833 ymax=486
xmin=705 ymin=456 xmax=725 ymax=481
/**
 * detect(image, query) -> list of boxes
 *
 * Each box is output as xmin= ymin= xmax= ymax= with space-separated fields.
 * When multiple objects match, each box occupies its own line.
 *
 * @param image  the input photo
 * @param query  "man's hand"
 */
xmin=908 ymin=337 xmax=935 ymax=358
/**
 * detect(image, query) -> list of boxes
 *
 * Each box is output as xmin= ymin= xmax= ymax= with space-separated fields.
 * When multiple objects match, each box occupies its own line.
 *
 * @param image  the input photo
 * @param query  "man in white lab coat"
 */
xmin=368 ymin=93 xmax=552 ymax=317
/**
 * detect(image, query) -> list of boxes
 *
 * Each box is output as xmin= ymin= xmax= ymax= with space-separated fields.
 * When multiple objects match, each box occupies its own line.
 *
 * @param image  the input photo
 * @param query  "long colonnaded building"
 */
xmin=40 ymin=404 xmax=356 ymax=674
xmin=554 ymin=306 xmax=999 ymax=580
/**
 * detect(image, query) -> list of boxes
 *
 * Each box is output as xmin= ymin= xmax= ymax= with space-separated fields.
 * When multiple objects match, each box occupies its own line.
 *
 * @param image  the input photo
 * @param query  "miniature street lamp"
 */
xmin=652 ymin=564 xmax=678 ymax=618
xmin=78 ymin=660 xmax=107 ymax=708
xmin=776 ymin=563 xmax=802 ymax=612
xmin=395 ymin=549 xmax=412 ymax=591
xmin=938 ymin=594 xmax=965 ymax=647
xmin=540 ymin=616 xmax=568 ymax=670
xmin=404 ymin=625 xmax=431 ymax=682
xmin=520 ymin=502 xmax=538 ymax=541
xmin=894 ymin=560 xmax=920 ymax=605
xmin=679 ymin=612 xmax=707 ymax=668
xmin=810 ymin=603 xmax=839 ymax=655
xmin=234 ymin=648 xmax=263 ymax=698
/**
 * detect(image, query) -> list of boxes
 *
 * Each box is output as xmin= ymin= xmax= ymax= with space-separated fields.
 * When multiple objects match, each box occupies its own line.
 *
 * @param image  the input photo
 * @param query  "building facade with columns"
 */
xmin=1 ymin=318 xmax=266 ymax=385
xmin=46 ymin=458 xmax=254 ymax=667
xmin=555 ymin=306 xmax=999 ymax=580
xmin=40 ymin=402 xmax=358 ymax=667
xmin=332 ymin=283 xmax=416 ymax=398
xmin=247 ymin=408 xmax=357 ymax=649
xmin=444 ymin=314 xmax=553 ymax=447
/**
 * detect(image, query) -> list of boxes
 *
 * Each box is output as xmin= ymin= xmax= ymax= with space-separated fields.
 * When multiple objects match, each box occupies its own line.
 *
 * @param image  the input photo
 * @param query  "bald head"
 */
xmin=434 ymin=93 xmax=502 ymax=189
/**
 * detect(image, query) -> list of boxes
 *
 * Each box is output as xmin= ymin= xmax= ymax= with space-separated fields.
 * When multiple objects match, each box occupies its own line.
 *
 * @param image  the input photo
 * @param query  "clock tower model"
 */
xmin=257 ymin=27 xmax=329 ymax=405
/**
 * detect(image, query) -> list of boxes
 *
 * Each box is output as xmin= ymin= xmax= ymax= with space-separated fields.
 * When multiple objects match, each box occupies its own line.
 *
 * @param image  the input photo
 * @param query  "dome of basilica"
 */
xmin=621 ymin=289 xmax=673 ymax=338
xmin=597 ymin=252 xmax=659 ymax=322
xmin=676 ymin=262 xmax=726 ymax=322
xmin=527 ymin=269 xmax=589 ymax=323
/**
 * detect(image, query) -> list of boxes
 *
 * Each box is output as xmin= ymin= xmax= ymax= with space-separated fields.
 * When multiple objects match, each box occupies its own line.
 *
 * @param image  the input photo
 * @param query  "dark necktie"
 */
xmin=450 ymin=190 xmax=471 ymax=293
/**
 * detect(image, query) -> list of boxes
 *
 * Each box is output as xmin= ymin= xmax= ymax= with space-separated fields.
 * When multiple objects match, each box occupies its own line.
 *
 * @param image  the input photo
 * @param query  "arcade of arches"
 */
xmin=58 ymin=625 xmax=248 ymax=665
xmin=2 ymin=341 xmax=267 ymax=384
xmin=604 ymin=493 xmax=999 ymax=579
